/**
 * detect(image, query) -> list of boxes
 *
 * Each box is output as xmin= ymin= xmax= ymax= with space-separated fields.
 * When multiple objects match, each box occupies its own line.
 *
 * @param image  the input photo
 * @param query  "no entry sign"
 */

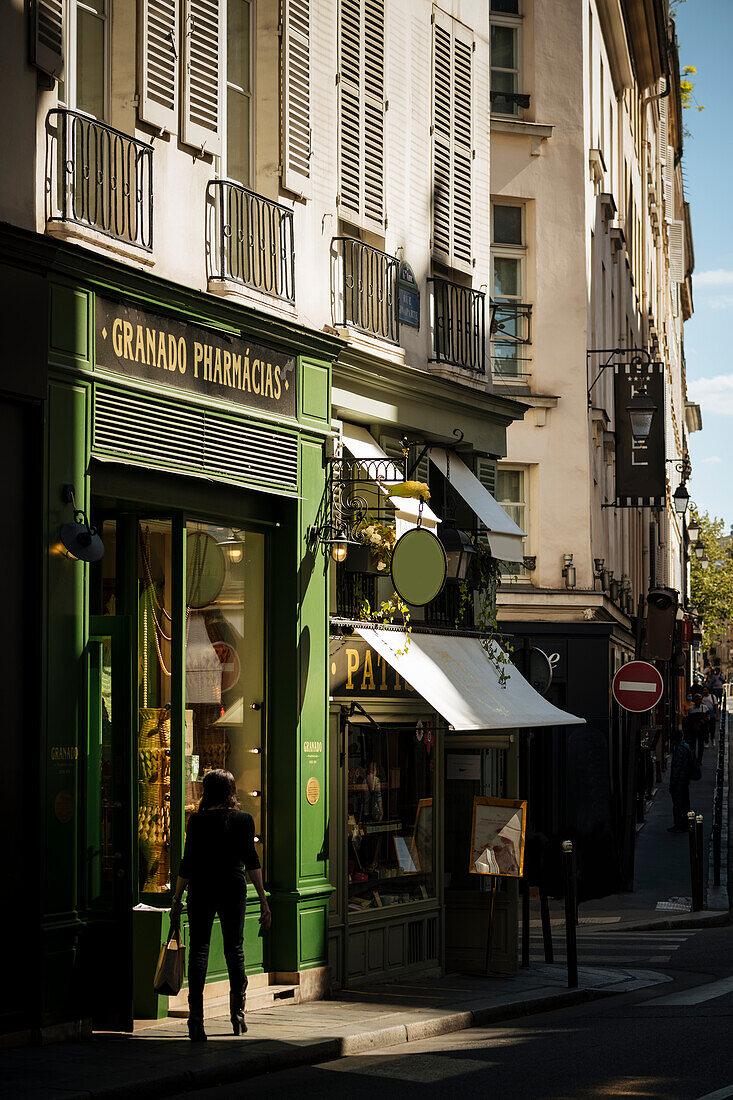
xmin=612 ymin=660 xmax=664 ymax=712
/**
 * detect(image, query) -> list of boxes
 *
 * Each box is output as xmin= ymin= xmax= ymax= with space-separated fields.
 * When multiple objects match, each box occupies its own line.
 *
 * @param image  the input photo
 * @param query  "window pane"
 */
xmin=490 ymin=25 xmax=516 ymax=70
xmin=185 ymin=524 xmax=265 ymax=868
xmin=227 ymin=0 xmax=251 ymax=89
xmin=227 ymin=86 xmax=251 ymax=185
xmin=493 ymin=257 xmax=521 ymax=297
xmin=494 ymin=205 xmax=522 ymax=245
xmin=77 ymin=9 xmax=104 ymax=118
xmin=498 ymin=470 xmax=524 ymax=503
xmin=347 ymin=723 xmax=435 ymax=910
xmin=491 ymin=0 xmax=519 ymax=11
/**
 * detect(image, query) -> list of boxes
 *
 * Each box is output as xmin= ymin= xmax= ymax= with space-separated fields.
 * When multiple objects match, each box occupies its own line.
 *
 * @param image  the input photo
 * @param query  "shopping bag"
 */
xmin=153 ymin=927 xmax=186 ymax=996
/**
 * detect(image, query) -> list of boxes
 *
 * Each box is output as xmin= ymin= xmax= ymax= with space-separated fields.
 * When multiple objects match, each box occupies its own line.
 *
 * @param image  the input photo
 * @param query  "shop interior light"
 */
xmin=626 ymin=387 xmax=657 ymax=442
xmin=562 ymin=553 xmax=576 ymax=590
xmin=251 ymin=790 xmax=261 ymax=798
xmin=439 ymin=523 xmax=476 ymax=581
xmin=58 ymin=484 xmax=104 ymax=563
xmin=672 ymin=482 xmax=690 ymax=516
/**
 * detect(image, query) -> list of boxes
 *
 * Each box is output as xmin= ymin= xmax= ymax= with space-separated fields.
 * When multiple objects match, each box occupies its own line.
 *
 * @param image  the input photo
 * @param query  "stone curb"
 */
xmin=707 ymin=715 xmax=729 ymax=911
xmin=590 ymin=910 xmax=730 ymax=933
xmin=59 ymin=983 xmax=632 ymax=1100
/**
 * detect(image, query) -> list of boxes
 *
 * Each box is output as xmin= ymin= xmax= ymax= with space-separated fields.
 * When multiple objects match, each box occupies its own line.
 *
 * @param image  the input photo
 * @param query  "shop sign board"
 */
xmin=612 ymin=660 xmax=663 ymax=712
xmin=397 ymin=262 xmax=420 ymax=329
xmin=330 ymin=635 xmax=415 ymax=697
xmin=613 ymin=361 xmax=666 ymax=507
xmin=95 ymin=296 xmax=297 ymax=417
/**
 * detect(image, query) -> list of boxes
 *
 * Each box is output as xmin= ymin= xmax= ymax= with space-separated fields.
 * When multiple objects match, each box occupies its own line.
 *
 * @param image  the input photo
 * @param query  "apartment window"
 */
xmin=497 ymin=468 xmax=527 ymax=576
xmin=225 ymin=0 xmax=253 ymax=186
xmin=57 ymin=0 xmax=108 ymax=118
xmin=491 ymin=16 xmax=521 ymax=117
xmin=491 ymin=203 xmax=529 ymax=382
xmin=491 ymin=0 xmax=519 ymax=10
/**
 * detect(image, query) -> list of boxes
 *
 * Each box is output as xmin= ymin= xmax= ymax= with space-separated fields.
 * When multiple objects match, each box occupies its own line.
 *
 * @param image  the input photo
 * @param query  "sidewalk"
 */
xmin=3 ymin=965 xmax=670 ymax=1100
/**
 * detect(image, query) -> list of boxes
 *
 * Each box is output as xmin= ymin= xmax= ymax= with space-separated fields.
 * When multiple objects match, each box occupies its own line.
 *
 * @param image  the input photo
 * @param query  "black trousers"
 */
xmin=186 ymin=878 xmax=247 ymax=997
xmin=670 ymin=781 xmax=690 ymax=828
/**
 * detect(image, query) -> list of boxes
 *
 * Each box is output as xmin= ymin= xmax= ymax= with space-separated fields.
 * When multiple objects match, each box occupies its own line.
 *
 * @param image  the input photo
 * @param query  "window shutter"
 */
xmin=338 ymin=0 xmax=384 ymax=229
xmin=475 ymin=456 xmax=498 ymax=540
xmin=31 ymin=0 xmax=64 ymax=80
xmin=657 ymin=104 xmax=667 ymax=167
xmin=282 ymin=0 xmax=311 ymax=197
xmin=182 ymin=0 xmax=223 ymax=155
xmin=139 ymin=0 xmax=179 ymax=132
xmin=431 ymin=12 xmax=473 ymax=270
xmin=664 ymin=144 xmax=674 ymax=217
xmin=667 ymin=218 xmax=684 ymax=283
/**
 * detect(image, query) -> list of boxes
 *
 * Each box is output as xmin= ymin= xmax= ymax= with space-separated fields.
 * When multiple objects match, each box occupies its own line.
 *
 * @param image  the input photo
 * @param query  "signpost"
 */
xmin=612 ymin=660 xmax=663 ymax=713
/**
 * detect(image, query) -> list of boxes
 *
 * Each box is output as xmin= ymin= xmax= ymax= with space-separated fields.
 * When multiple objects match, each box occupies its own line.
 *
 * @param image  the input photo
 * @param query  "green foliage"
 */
xmin=354 ymin=515 xmax=396 ymax=571
xmin=456 ymin=541 xmax=514 ymax=687
xmin=359 ymin=592 xmax=412 ymax=655
xmin=690 ymin=509 xmax=733 ymax=647
xmin=680 ymin=65 xmax=705 ymax=113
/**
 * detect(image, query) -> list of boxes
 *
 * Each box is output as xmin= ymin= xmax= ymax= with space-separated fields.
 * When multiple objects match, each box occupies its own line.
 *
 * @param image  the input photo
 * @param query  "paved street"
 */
xmin=170 ymin=924 xmax=733 ymax=1100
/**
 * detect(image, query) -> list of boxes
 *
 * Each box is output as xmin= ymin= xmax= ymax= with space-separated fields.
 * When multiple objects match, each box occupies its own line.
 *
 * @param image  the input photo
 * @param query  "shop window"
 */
xmin=347 ymin=721 xmax=436 ymax=911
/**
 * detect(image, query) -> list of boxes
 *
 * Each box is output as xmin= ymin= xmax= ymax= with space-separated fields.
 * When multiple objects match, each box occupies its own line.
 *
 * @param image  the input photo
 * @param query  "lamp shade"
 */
xmin=626 ymin=389 xmax=657 ymax=441
xmin=672 ymin=482 xmax=690 ymax=515
xmin=438 ymin=525 xmax=475 ymax=581
xmin=693 ymin=540 xmax=705 ymax=560
xmin=59 ymin=519 xmax=104 ymax=563
xmin=687 ymin=518 xmax=700 ymax=541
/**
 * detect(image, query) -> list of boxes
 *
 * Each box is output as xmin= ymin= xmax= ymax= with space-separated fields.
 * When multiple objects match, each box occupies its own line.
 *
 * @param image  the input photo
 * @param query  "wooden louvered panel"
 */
xmin=182 ymin=0 xmax=222 ymax=154
xmin=667 ymin=218 xmax=684 ymax=283
xmin=282 ymin=0 xmax=311 ymax=196
xmin=431 ymin=12 xmax=473 ymax=270
xmin=139 ymin=0 xmax=178 ymax=131
xmin=32 ymin=0 xmax=64 ymax=79
xmin=338 ymin=0 xmax=384 ymax=229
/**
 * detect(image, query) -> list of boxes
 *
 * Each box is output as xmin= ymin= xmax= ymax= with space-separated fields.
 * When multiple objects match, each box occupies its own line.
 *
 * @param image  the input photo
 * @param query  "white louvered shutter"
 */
xmin=657 ymin=102 xmax=667 ymax=167
xmin=282 ymin=0 xmax=311 ymax=197
xmin=475 ymin=457 xmax=498 ymax=540
xmin=182 ymin=0 xmax=223 ymax=155
xmin=667 ymin=218 xmax=684 ymax=283
xmin=32 ymin=0 xmax=64 ymax=80
xmin=139 ymin=0 xmax=178 ymax=131
xmin=664 ymin=145 xmax=674 ymax=217
xmin=431 ymin=11 xmax=473 ymax=271
xmin=338 ymin=0 xmax=384 ymax=230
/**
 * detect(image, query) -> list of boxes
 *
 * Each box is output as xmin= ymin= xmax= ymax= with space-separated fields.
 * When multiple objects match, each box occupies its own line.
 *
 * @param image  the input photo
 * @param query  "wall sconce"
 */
xmin=58 ymin=484 xmax=104 ymax=563
xmin=593 ymin=558 xmax=605 ymax=590
xmin=562 ymin=554 xmax=576 ymax=590
xmin=672 ymin=482 xmax=690 ymax=516
xmin=687 ymin=516 xmax=700 ymax=542
xmin=693 ymin=540 xmax=705 ymax=560
xmin=439 ymin=523 xmax=476 ymax=581
xmin=610 ymin=576 xmax=620 ymax=602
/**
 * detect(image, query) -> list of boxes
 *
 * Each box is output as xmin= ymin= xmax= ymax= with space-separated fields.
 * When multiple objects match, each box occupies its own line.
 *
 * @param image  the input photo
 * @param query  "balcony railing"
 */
xmin=490 ymin=90 xmax=531 ymax=118
xmin=332 ymin=237 xmax=399 ymax=343
xmin=336 ymin=570 xmax=379 ymax=620
xmin=491 ymin=356 xmax=532 ymax=393
xmin=428 ymin=278 xmax=486 ymax=374
xmin=45 ymin=109 xmax=153 ymax=250
xmin=207 ymin=181 xmax=295 ymax=303
xmin=492 ymin=300 xmax=532 ymax=344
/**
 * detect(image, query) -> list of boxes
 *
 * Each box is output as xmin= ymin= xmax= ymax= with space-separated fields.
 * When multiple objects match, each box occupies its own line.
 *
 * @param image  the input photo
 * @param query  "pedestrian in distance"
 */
xmin=169 ymin=769 xmax=271 ymax=1042
xmin=701 ymin=686 xmax=718 ymax=745
xmin=686 ymin=691 xmax=710 ymax=764
xmin=668 ymin=726 xmax=701 ymax=832
xmin=709 ymin=667 xmax=725 ymax=705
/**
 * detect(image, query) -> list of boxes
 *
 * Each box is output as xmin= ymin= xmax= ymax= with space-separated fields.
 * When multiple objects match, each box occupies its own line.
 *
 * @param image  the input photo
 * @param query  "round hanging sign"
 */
xmin=390 ymin=527 xmax=447 ymax=607
xmin=186 ymin=531 xmax=226 ymax=608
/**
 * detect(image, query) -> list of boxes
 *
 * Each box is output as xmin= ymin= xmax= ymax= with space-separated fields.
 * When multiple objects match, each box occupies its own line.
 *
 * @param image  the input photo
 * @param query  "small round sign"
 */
xmin=612 ymin=660 xmax=663 ymax=713
xmin=391 ymin=527 xmax=447 ymax=607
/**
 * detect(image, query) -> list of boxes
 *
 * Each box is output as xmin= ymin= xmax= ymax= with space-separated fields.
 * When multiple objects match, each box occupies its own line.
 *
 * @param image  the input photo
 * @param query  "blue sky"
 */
xmin=675 ymin=0 xmax=733 ymax=530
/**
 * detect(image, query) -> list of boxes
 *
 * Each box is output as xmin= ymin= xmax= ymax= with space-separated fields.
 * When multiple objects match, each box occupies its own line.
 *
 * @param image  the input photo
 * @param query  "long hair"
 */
xmin=199 ymin=769 xmax=240 ymax=816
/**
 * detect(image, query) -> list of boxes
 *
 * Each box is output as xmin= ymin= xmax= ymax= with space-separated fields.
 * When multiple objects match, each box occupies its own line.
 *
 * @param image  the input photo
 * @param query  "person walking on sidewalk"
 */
xmin=686 ymin=692 xmax=710 ymax=764
xmin=169 ymin=769 xmax=271 ymax=1042
xmin=701 ymin=687 xmax=718 ymax=745
xmin=668 ymin=728 xmax=701 ymax=832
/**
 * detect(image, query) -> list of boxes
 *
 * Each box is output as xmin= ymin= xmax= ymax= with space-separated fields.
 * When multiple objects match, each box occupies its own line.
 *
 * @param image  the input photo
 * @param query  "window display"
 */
xmin=347 ymin=721 xmax=435 ymax=911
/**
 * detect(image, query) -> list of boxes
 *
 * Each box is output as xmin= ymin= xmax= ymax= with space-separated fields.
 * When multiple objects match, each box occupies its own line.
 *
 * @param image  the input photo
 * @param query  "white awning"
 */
xmin=355 ymin=627 xmax=584 ymax=730
xmin=341 ymin=423 xmax=441 ymax=530
xmin=428 ymin=447 xmax=525 ymax=563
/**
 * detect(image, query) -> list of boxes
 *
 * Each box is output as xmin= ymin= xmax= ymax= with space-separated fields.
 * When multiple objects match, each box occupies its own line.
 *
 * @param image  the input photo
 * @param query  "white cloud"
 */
xmin=688 ymin=374 xmax=733 ymax=415
xmin=702 ymin=456 xmax=722 ymax=463
xmin=706 ymin=295 xmax=733 ymax=310
xmin=695 ymin=269 xmax=733 ymax=287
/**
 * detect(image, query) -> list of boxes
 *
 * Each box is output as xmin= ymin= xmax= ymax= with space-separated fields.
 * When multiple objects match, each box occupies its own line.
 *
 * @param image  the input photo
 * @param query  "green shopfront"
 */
xmin=2 ymin=227 xmax=341 ymax=1035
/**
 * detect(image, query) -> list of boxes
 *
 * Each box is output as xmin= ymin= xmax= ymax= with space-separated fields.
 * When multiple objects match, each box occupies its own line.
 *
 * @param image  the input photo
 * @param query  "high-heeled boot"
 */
xmin=230 ymin=990 xmax=247 ymax=1035
xmin=187 ymin=992 xmax=207 ymax=1042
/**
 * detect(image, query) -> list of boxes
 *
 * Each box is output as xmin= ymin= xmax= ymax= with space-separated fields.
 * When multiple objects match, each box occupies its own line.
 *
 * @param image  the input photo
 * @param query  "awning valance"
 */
xmin=428 ymin=447 xmax=525 ymax=563
xmin=341 ymin=423 xmax=441 ymax=529
xmin=352 ymin=626 xmax=584 ymax=730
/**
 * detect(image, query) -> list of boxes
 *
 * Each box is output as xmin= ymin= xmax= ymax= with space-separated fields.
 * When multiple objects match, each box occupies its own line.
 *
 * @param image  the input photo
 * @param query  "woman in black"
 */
xmin=170 ymin=769 xmax=271 ymax=1041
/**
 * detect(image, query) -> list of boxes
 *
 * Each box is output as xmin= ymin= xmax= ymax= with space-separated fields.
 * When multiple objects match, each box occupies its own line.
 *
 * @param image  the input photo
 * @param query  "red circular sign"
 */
xmin=612 ymin=660 xmax=663 ymax=712
xmin=213 ymin=642 xmax=241 ymax=693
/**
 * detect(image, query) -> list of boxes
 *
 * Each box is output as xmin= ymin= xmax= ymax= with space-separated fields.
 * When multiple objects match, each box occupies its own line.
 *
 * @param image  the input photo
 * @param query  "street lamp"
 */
xmin=438 ymin=524 xmax=476 ymax=581
xmin=626 ymin=387 xmax=657 ymax=442
xmin=687 ymin=517 xmax=700 ymax=542
xmin=693 ymin=540 xmax=705 ymax=560
xmin=672 ymin=482 xmax=690 ymax=516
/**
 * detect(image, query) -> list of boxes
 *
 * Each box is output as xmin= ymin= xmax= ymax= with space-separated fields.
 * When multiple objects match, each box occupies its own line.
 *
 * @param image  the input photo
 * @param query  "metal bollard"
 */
xmin=521 ymin=878 xmax=530 ymax=968
xmin=562 ymin=840 xmax=578 ymax=989
xmin=688 ymin=811 xmax=699 ymax=911
xmin=696 ymin=814 xmax=705 ymax=909
xmin=540 ymin=887 xmax=554 ymax=964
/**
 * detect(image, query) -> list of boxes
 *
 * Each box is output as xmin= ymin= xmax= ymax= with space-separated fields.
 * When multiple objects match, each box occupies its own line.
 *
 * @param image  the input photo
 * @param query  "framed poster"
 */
xmin=469 ymin=797 xmax=527 ymax=877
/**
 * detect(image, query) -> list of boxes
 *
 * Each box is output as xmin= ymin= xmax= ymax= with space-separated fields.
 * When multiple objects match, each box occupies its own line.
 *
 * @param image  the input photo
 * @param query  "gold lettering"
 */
xmin=112 ymin=317 xmax=123 ymax=357
xmin=134 ymin=325 xmax=145 ymax=362
xmin=158 ymin=330 xmax=168 ymax=370
xmin=203 ymin=345 xmax=212 ymax=381
xmin=168 ymin=334 xmax=177 ymax=372
xmin=394 ymin=670 xmax=402 ymax=691
xmin=242 ymin=350 xmax=251 ymax=390
xmin=231 ymin=353 xmax=242 ymax=387
xmin=212 ymin=347 xmax=223 ymax=384
xmin=274 ymin=365 xmax=282 ymax=401
xmin=146 ymin=327 xmax=156 ymax=366
xmin=264 ymin=362 xmax=274 ymax=398
xmin=346 ymin=649 xmax=359 ymax=691
xmin=123 ymin=321 xmax=133 ymax=361
xmin=193 ymin=341 xmax=203 ymax=379
xmin=361 ymin=649 xmax=375 ymax=691
xmin=178 ymin=337 xmax=187 ymax=374
xmin=378 ymin=653 xmax=388 ymax=692
xmin=223 ymin=350 xmax=232 ymax=387
xmin=252 ymin=359 xmax=261 ymax=394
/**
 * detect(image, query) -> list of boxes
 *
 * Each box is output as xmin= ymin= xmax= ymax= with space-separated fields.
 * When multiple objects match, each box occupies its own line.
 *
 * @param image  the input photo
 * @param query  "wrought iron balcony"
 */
xmin=491 ymin=356 xmax=532 ymax=393
xmin=332 ymin=237 xmax=399 ymax=343
xmin=335 ymin=570 xmax=379 ymax=620
xmin=45 ymin=109 xmax=153 ymax=250
xmin=491 ymin=300 xmax=532 ymax=344
xmin=490 ymin=90 xmax=531 ymax=117
xmin=207 ymin=181 xmax=295 ymax=303
xmin=428 ymin=278 xmax=486 ymax=374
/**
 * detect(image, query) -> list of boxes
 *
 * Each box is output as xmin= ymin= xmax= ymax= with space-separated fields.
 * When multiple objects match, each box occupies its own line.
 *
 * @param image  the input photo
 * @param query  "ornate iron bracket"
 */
xmin=309 ymin=448 xmax=408 ymax=553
